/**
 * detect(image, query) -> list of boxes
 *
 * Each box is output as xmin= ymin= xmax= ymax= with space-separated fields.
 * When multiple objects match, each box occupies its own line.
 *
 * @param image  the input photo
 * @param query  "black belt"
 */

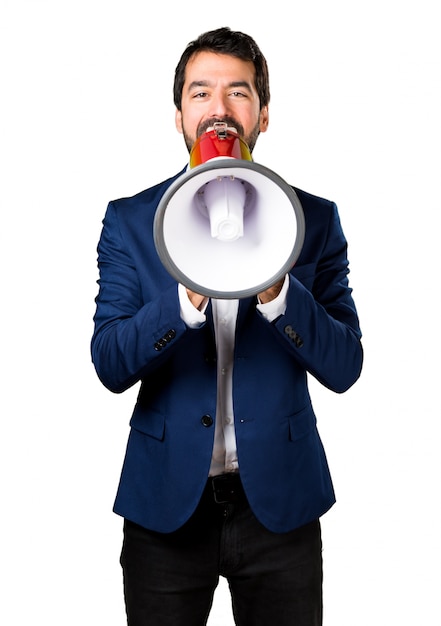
xmin=210 ymin=473 xmax=245 ymax=504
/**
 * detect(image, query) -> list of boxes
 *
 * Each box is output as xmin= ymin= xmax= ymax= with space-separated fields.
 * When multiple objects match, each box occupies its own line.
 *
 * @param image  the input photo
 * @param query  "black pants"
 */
xmin=120 ymin=475 xmax=323 ymax=625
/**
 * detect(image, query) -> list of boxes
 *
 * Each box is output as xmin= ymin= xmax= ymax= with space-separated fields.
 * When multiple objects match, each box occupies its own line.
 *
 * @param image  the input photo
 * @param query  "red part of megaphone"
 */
xmin=189 ymin=125 xmax=252 ymax=168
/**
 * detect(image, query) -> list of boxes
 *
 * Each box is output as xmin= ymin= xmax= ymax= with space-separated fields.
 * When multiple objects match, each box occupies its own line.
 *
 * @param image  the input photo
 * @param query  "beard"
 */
xmin=182 ymin=115 xmax=262 ymax=154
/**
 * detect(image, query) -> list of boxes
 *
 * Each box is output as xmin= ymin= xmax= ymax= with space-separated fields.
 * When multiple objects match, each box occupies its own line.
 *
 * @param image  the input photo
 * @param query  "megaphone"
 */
xmin=153 ymin=122 xmax=305 ymax=299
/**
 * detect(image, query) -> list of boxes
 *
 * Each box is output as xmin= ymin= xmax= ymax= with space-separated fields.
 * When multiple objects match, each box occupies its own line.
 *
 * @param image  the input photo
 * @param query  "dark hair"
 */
xmin=173 ymin=27 xmax=270 ymax=111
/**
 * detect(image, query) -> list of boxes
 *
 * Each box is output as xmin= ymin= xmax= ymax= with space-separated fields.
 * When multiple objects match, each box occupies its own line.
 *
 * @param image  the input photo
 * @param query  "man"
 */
xmin=91 ymin=27 xmax=363 ymax=626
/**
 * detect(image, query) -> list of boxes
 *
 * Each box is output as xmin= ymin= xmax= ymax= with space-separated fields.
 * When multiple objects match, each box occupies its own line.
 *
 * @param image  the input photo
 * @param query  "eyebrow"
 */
xmin=186 ymin=80 xmax=253 ymax=93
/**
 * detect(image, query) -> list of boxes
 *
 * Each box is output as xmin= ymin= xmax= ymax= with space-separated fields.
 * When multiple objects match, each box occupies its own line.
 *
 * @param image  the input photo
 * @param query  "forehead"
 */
xmin=183 ymin=51 xmax=257 ymax=88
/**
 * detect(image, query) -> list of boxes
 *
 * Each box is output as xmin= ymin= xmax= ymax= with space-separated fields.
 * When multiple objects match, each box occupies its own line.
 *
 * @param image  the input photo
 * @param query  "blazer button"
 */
xmin=153 ymin=339 xmax=167 ymax=351
xmin=201 ymin=414 xmax=213 ymax=427
xmin=284 ymin=324 xmax=304 ymax=348
xmin=284 ymin=324 xmax=294 ymax=337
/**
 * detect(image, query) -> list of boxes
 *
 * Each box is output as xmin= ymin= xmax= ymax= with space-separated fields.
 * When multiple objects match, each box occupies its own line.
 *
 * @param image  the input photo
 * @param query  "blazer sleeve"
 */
xmin=271 ymin=200 xmax=363 ymax=393
xmin=91 ymin=201 xmax=188 ymax=394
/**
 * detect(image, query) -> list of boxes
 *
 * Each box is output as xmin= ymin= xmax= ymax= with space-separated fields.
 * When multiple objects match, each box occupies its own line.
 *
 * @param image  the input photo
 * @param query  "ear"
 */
xmin=259 ymin=106 xmax=269 ymax=133
xmin=175 ymin=109 xmax=183 ymax=134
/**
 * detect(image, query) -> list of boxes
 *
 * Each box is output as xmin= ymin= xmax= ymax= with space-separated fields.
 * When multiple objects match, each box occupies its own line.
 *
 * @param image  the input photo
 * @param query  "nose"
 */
xmin=208 ymin=92 xmax=231 ymax=118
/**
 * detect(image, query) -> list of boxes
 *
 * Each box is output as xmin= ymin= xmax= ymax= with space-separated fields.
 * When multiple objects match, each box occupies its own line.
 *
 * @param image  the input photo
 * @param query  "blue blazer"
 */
xmin=91 ymin=168 xmax=363 ymax=534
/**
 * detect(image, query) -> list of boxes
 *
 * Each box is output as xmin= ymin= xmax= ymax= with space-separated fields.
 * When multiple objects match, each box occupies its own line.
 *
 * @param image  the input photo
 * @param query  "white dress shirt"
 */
xmin=178 ymin=276 xmax=289 ymax=476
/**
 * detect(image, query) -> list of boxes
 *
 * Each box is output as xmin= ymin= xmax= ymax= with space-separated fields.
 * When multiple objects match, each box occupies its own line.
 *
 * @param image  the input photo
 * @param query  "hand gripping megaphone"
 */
xmin=153 ymin=122 xmax=305 ymax=299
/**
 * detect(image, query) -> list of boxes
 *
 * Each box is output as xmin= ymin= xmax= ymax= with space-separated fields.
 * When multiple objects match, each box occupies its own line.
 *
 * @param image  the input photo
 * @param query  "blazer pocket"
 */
xmin=288 ymin=406 xmax=316 ymax=442
xmin=130 ymin=407 xmax=165 ymax=441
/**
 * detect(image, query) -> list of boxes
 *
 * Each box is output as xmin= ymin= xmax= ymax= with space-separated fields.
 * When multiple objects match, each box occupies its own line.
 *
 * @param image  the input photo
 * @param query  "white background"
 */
xmin=1 ymin=1 xmax=439 ymax=624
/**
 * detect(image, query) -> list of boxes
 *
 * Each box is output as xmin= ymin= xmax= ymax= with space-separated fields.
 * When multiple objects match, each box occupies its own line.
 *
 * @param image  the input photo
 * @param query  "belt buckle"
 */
xmin=212 ymin=474 xmax=238 ymax=504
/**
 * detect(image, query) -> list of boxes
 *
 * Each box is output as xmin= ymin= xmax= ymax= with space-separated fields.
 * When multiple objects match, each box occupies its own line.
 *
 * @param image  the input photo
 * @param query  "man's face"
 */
xmin=175 ymin=51 xmax=269 ymax=154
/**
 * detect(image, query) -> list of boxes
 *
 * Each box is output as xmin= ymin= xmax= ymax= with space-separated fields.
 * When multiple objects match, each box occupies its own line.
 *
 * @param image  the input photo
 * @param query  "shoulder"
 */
xmin=293 ymin=186 xmax=342 ymax=234
xmin=110 ymin=168 xmax=187 ymax=214
xmin=293 ymin=186 xmax=336 ymax=213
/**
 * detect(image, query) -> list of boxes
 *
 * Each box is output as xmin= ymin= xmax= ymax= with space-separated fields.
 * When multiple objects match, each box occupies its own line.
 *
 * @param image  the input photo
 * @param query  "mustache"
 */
xmin=197 ymin=117 xmax=245 ymax=138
